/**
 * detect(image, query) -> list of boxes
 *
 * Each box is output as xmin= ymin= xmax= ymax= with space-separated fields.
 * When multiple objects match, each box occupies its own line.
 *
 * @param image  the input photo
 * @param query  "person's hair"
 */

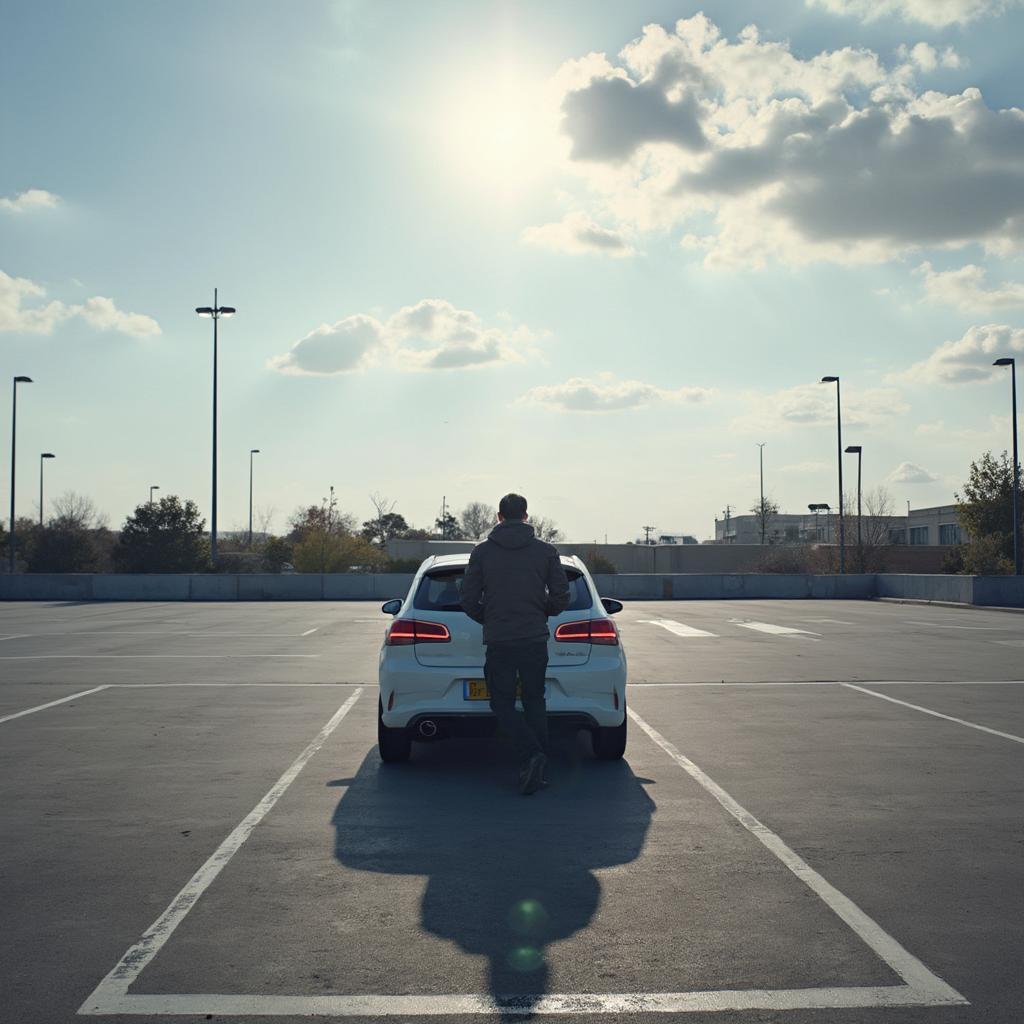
xmin=498 ymin=493 xmax=528 ymax=520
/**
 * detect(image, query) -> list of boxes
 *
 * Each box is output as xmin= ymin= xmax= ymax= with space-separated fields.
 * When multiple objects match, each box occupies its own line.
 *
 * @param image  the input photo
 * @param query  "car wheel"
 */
xmin=378 ymin=699 xmax=411 ymax=763
xmin=591 ymin=705 xmax=627 ymax=760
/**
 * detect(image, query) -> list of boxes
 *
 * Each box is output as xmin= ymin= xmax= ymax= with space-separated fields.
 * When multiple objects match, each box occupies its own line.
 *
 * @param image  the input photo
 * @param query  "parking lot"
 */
xmin=2 ymin=597 xmax=1023 ymax=1023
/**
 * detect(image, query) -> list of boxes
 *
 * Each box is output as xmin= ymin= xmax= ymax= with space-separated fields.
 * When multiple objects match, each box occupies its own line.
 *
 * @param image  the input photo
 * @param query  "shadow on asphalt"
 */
xmin=331 ymin=730 xmax=655 ymax=1018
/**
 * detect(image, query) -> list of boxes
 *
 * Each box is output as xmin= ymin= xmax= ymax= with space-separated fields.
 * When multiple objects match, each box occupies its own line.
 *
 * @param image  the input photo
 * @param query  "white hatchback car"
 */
xmin=377 ymin=553 xmax=627 ymax=763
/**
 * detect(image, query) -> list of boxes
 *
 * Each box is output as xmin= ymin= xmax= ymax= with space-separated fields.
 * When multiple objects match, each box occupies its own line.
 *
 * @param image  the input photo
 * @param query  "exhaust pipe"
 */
xmin=417 ymin=720 xmax=438 ymax=739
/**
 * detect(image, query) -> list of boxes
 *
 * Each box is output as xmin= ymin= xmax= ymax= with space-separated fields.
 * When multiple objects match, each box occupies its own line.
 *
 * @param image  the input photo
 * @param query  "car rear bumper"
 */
xmin=379 ymin=658 xmax=626 ymax=730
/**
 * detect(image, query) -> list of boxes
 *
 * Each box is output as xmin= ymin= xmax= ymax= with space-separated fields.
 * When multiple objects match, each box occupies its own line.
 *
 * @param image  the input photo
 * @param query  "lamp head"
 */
xmin=251 ymin=448 xmax=260 ymax=454
xmin=217 ymin=306 xmax=236 ymax=317
xmin=993 ymin=357 xmax=1015 ymax=367
xmin=821 ymin=375 xmax=839 ymax=383
xmin=195 ymin=307 xmax=214 ymax=318
xmin=14 ymin=375 xmax=32 ymax=383
xmin=845 ymin=445 xmax=862 ymax=454
xmin=41 ymin=452 xmax=55 ymax=459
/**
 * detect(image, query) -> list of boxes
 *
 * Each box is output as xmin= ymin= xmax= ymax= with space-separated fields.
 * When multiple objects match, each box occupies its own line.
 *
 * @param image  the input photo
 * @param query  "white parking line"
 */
xmin=80 ymin=688 xmax=364 ymax=1017
xmin=842 ymin=683 xmax=1024 ymax=745
xmin=628 ymin=707 xmax=966 ymax=1011
xmin=0 ymin=685 xmax=110 ymax=725
xmin=0 ymin=634 xmax=30 ymax=641
xmin=905 ymin=621 xmax=1007 ymax=631
xmin=636 ymin=619 xmax=717 ymax=637
xmin=301 ymin=628 xmax=319 ymax=636
xmin=0 ymin=631 xmax=318 ymax=638
xmin=79 ymin=690 xmax=966 ymax=1017
xmin=731 ymin=620 xmax=822 ymax=638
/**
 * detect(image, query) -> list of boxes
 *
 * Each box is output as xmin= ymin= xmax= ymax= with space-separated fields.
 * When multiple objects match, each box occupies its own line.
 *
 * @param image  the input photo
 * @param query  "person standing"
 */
xmin=460 ymin=493 xmax=570 ymax=794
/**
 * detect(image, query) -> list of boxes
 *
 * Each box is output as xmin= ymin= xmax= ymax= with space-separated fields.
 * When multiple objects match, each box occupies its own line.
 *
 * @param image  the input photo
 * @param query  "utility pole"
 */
xmin=642 ymin=525 xmax=656 ymax=545
xmin=723 ymin=504 xmax=733 ymax=543
xmin=757 ymin=442 xmax=767 ymax=544
xmin=441 ymin=495 xmax=447 ymax=540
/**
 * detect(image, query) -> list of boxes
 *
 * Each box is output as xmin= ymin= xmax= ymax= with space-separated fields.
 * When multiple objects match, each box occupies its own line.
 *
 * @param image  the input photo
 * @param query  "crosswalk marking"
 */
xmin=636 ymin=619 xmax=718 ymax=638
xmin=730 ymin=619 xmax=822 ymax=638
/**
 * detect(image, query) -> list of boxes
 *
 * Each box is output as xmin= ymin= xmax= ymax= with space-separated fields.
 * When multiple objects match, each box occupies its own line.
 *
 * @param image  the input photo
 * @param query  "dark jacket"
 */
xmin=460 ymin=521 xmax=570 ymax=645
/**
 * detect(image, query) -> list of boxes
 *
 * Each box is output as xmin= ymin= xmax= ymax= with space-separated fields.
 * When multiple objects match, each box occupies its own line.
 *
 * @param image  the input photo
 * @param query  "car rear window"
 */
xmin=413 ymin=566 xmax=592 ymax=612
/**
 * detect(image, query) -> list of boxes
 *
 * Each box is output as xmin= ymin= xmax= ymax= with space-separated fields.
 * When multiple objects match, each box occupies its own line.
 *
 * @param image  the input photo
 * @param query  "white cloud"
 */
xmin=0 ymin=270 xmax=159 ymax=337
xmin=269 ymin=299 xmax=538 ymax=376
xmin=0 ymin=188 xmax=60 ymax=213
xmin=522 ymin=212 xmax=635 ymax=256
xmin=550 ymin=15 xmax=1024 ymax=267
xmin=76 ymin=296 xmax=160 ymax=338
xmin=731 ymin=383 xmax=908 ymax=433
xmin=520 ymin=373 xmax=713 ymax=412
xmin=888 ymin=461 xmax=938 ymax=483
xmin=806 ymin=0 xmax=1018 ymax=27
xmin=898 ymin=324 xmax=1024 ymax=384
xmin=916 ymin=262 xmax=1024 ymax=310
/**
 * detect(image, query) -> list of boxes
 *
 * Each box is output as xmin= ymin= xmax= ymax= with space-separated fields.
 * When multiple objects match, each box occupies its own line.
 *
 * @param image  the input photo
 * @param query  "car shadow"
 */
xmin=330 ymin=729 xmax=655 ymax=1019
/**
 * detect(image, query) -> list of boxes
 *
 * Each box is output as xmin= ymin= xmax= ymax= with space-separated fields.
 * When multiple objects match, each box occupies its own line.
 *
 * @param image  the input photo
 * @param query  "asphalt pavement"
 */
xmin=1 ymin=597 xmax=1022 ymax=1023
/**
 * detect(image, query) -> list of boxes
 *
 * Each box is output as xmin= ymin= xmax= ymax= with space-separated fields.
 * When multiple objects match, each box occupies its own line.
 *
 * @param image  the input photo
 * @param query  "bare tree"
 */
xmin=255 ymin=505 xmax=277 ymax=537
xmin=531 ymin=516 xmax=563 ymax=543
xmin=749 ymin=496 xmax=780 ymax=544
xmin=841 ymin=485 xmax=895 ymax=571
xmin=459 ymin=501 xmax=495 ymax=540
xmin=52 ymin=491 xmax=107 ymax=530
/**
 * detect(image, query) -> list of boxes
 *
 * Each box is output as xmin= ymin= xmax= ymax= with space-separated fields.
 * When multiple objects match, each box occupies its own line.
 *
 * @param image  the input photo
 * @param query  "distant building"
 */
xmin=713 ymin=504 xmax=965 ymax=546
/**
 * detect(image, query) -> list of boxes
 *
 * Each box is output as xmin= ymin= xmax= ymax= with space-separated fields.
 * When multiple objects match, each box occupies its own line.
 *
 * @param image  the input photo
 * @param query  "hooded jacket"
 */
xmin=459 ymin=520 xmax=570 ymax=645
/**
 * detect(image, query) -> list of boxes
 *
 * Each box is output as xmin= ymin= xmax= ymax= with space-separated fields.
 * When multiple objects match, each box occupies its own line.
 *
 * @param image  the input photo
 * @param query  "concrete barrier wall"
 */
xmin=874 ymin=574 xmax=975 ymax=604
xmin=0 ymin=572 xmax=1020 ymax=606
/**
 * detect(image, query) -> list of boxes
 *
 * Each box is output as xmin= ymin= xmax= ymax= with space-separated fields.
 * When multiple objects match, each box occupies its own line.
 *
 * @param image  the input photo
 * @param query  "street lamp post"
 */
xmin=820 ymin=376 xmax=846 ymax=573
xmin=248 ymin=449 xmax=260 ymax=547
xmin=195 ymin=290 xmax=236 ymax=567
xmin=994 ymin=357 xmax=1020 ymax=575
xmin=808 ymin=503 xmax=831 ymax=543
xmin=39 ymin=453 xmax=55 ymax=528
xmin=150 ymin=485 xmax=160 ymax=505
xmin=757 ymin=442 xmax=767 ymax=544
xmin=845 ymin=445 xmax=863 ymax=570
xmin=9 ymin=376 xmax=33 ymax=573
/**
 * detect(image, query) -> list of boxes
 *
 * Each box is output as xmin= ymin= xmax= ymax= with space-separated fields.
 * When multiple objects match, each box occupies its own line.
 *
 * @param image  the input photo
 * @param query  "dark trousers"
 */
xmin=485 ymin=640 xmax=549 ymax=763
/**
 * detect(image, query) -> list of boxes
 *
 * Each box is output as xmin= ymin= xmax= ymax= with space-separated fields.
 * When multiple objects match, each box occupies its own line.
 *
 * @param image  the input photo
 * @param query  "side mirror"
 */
xmin=381 ymin=599 xmax=402 ymax=616
xmin=601 ymin=598 xmax=623 ymax=615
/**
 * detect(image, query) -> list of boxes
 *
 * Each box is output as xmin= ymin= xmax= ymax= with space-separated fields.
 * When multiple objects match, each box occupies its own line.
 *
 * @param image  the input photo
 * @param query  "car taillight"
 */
xmin=554 ymin=618 xmax=618 ymax=646
xmin=386 ymin=618 xmax=451 ymax=646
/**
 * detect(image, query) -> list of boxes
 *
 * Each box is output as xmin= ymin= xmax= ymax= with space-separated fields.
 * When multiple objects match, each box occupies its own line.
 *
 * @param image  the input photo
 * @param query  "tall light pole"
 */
xmin=248 ymin=448 xmax=260 ymax=547
xmin=9 ymin=376 xmax=33 ymax=573
xmin=195 ymin=290 xmax=236 ymax=566
xmin=820 ymin=376 xmax=846 ymax=573
xmin=757 ymin=442 xmax=767 ymax=544
xmin=845 ymin=445 xmax=862 ymax=570
xmin=150 ymin=485 xmax=160 ymax=505
xmin=994 ymin=357 xmax=1020 ymax=575
xmin=39 ymin=453 xmax=55 ymax=528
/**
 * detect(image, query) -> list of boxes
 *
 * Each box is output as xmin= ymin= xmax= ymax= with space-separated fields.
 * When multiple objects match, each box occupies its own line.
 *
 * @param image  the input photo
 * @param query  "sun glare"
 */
xmin=436 ymin=61 xmax=558 ymax=197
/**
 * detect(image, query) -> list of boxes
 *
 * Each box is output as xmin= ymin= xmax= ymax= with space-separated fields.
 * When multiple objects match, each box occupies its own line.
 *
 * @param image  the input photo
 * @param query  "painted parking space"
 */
xmin=0 ymin=600 xmax=1021 ymax=1022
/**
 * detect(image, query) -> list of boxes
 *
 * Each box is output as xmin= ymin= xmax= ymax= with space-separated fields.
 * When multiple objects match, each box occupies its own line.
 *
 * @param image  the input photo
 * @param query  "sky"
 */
xmin=3 ymin=0 xmax=1024 ymax=543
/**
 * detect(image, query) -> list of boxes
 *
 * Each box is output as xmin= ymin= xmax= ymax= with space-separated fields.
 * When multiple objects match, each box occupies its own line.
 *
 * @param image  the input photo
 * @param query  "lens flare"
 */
xmin=506 ymin=946 xmax=545 ymax=972
xmin=508 ymin=898 xmax=549 ymax=937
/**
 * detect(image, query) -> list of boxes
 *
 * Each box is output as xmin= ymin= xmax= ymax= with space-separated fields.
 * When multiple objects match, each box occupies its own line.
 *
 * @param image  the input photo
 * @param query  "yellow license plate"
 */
xmin=464 ymin=680 xmax=491 ymax=700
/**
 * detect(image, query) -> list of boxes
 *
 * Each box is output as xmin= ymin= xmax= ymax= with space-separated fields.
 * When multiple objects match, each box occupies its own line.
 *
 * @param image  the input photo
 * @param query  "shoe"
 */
xmin=520 ymin=752 xmax=547 ymax=795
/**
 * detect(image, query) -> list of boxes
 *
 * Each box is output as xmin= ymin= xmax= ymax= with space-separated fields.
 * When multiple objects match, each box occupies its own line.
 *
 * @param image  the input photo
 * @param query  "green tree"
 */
xmin=434 ymin=511 xmax=464 ymax=540
xmin=362 ymin=512 xmax=410 ymax=547
xmin=27 ymin=518 xmax=98 ymax=572
xmin=292 ymin=531 xmax=389 ymax=572
xmin=954 ymin=450 xmax=1021 ymax=574
xmin=113 ymin=496 xmax=209 ymax=572
xmin=262 ymin=535 xmax=294 ymax=572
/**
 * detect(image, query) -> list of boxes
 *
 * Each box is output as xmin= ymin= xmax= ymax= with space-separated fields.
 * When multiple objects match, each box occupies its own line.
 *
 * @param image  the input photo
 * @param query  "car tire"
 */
xmin=591 ymin=705 xmax=627 ymax=760
xmin=378 ymin=699 xmax=411 ymax=763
